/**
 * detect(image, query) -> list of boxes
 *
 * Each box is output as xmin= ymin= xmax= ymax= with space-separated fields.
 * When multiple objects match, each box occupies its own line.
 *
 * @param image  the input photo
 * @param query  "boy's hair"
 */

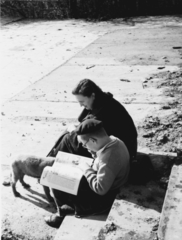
xmin=80 ymin=128 xmax=107 ymax=141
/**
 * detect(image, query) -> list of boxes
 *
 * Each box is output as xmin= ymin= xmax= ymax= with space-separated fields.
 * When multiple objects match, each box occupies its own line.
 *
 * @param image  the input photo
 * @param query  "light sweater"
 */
xmin=84 ymin=136 xmax=130 ymax=195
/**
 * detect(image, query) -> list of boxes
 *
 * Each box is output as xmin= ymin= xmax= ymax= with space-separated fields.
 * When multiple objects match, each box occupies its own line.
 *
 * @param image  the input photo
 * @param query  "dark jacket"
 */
xmin=78 ymin=92 xmax=137 ymax=149
xmin=47 ymin=92 xmax=137 ymax=159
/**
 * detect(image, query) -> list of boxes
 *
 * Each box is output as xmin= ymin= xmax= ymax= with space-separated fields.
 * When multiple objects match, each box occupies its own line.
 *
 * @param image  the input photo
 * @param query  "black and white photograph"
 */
xmin=1 ymin=1 xmax=182 ymax=240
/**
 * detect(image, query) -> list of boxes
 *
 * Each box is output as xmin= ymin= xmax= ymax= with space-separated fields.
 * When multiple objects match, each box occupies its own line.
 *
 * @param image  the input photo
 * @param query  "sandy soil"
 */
xmin=1 ymin=16 xmax=182 ymax=240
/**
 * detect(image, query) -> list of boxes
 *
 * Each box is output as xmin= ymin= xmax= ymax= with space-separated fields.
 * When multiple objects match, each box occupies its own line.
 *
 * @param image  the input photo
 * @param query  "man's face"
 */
xmin=75 ymin=94 xmax=95 ymax=110
xmin=77 ymin=135 xmax=98 ymax=152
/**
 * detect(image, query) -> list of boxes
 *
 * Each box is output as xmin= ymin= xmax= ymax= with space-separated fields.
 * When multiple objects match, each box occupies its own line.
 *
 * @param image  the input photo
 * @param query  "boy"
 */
xmin=45 ymin=119 xmax=130 ymax=228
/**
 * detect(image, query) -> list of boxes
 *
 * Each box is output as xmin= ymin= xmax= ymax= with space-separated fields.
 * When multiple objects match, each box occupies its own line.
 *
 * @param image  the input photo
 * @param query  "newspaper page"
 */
xmin=40 ymin=164 xmax=83 ymax=195
xmin=55 ymin=151 xmax=93 ymax=167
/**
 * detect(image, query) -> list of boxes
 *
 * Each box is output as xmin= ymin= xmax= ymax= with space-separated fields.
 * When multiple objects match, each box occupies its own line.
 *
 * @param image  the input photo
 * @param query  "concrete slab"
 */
xmin=1 ymin=19 xmax=109 ymax=102
xmin=0 ymin=117 xmax=75 ymax=165
xmin=2 ymin=64 xmax=177 ymax=127
xmin=1 ymin=25 xmax=180 ymax=167
xmin=54 ymin=181 xmax=164 ymax=240
xmin=8 ymin=65 xmax=178 ymax=103
xmin=1 ymin=101 xmax=164 ymax=166
xmin=2 ymin=19 xmax=181 ymax=103
xmin=96 ymin=181 xmax=166 ymax=240
xmin=1 ymin=168 xmax=58 ymax=239
xmin=54 ymin=214 xmax=108 ymax=240
xmin=158 ymin=165 xmax=182 ymax=240
xmin=1 ymin=100 xmax=161 ymax=127
xmin=72 ymin=27 xmax=182 ymax=66
xmin=2 ymin=101 xmax=81 ymax=120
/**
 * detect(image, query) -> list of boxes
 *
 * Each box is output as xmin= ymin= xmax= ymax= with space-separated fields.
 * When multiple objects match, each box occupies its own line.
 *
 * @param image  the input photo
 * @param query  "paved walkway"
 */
xmin=1 ymin=17 xmax=182 ymax=165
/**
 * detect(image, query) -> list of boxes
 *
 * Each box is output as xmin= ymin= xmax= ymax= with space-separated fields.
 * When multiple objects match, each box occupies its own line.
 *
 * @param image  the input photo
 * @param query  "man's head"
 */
xmin=75 ymin=119 xmax=110 ymax=152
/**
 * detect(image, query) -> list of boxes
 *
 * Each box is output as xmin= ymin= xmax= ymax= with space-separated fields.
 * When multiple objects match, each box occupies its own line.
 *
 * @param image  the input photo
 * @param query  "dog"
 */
xmin=11 ymin=155 xmax=55 ymax=203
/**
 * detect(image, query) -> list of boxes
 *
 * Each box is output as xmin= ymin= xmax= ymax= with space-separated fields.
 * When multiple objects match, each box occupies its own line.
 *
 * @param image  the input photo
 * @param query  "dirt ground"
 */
xmin=138 ymin=68 xmax=182 ymax=154
xmin=1 ymin=16 xmax=182 ymax=240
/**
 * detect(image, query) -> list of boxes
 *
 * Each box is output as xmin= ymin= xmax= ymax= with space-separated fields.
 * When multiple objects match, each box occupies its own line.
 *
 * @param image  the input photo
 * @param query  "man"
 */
xmin=45 ymin=119 xmax=130 ymax=228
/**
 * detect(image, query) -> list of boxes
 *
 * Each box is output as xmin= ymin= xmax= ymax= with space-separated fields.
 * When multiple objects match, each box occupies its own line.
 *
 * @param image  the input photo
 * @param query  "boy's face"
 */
xmin=77 ymin=135 xmax=98 ymax=152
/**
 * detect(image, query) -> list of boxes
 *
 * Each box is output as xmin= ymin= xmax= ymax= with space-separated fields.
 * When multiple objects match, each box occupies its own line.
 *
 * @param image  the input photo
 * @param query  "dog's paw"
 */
xmin=14 ymin=192 xmax=21 ymax=197
xmin=23 ymin=183 xmax=30 ymax=188
xmin=2 ymin=180 xmax=11 ymax=186
xmin=48 ymin=201 xmax=56 ymax=208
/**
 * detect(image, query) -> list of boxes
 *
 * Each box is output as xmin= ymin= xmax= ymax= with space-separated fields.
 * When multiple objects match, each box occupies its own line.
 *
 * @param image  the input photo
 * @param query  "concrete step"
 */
xmin=54 ymin=214 xmax=108 ymax=240
xmin=158 ymin=164 xmax=182 ymax=240
xmin=54 ymin=181 xmax=163 ymax=240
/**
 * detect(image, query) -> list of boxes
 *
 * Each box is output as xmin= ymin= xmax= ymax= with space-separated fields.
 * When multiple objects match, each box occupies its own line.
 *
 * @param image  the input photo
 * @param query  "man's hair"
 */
xmin=72 ymin=79 xmax=103 ymax=98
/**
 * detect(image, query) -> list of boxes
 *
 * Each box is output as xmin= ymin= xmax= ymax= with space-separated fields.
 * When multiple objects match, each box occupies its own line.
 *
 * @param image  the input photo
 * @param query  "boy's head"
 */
xmin=75 ymin=119 xmax=109 ymax=152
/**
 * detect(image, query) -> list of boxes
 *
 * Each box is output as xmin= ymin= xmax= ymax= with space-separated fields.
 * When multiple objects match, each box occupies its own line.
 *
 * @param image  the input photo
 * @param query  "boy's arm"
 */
xmin=84 ymin=164 xmax=115 ymax=195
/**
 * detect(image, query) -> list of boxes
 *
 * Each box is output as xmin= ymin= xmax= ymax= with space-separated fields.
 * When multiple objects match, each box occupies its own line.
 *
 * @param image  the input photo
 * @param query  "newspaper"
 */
xmin=40 ymin=151 xmax=92 ymax=195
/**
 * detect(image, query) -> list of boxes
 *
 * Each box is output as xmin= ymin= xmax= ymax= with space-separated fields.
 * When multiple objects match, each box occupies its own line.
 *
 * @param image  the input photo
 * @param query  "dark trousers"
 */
xmin=47 ymin=130 xmax=137 ymax=162
xmin=52 ymin=176 xmax=117 ymax=217
xmin=47 ymin=130 xmax=92 ymax=158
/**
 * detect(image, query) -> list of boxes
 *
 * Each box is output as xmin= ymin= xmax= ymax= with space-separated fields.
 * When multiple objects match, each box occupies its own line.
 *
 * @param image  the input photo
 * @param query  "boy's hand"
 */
xmin=88 ymin=150 xmax=97 ymax=159
xmin=79 ymin=162 xmax=91 ymax=172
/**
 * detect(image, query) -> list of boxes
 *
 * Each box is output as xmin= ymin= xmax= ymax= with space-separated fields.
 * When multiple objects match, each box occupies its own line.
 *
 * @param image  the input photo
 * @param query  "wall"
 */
xmin=1 ymin=0 xmax=182 ymax=19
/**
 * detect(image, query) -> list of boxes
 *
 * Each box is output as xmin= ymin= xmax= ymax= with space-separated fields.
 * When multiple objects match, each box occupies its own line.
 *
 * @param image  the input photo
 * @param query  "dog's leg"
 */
xmin=19 ymin=174 xmax=30 ymax=188
xmin=11 ymin=172 xmax=21 ymax=197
